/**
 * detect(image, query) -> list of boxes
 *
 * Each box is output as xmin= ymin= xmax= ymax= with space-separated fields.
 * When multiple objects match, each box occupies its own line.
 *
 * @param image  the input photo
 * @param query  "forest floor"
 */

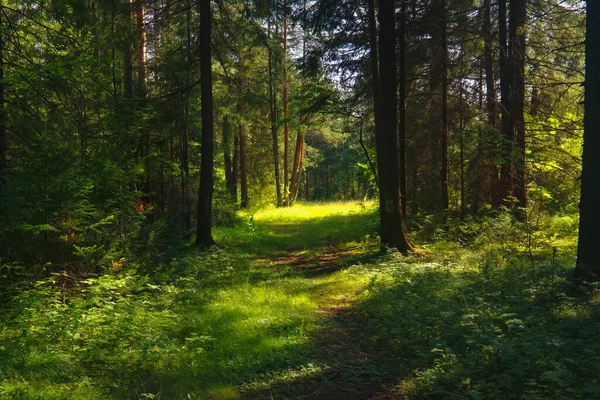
xmin=1 ymin=202 xmax=600 ymax=400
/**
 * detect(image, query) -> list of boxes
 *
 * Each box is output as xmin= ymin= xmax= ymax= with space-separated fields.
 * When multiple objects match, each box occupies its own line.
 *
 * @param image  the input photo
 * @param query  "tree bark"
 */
xmin=0 ymin=0 xmax=6 ymax=182
xmin=439 ymin=0 xmax=449 ymax=211
xmin=575 ymin=2 xmax=600 ymax=279
xmin=282 ymin=0 xmax=290 ymax=206
xmin=399 ymin=0 xmax=407 ymax=220
xmin=372 ymin=0 xmax=412 ymax=253
xmin=483 ymin=0 xmax=501 ymax=207
xmin=239 ymin=121 xmax=248 ymax=208
xmin=268 ymin=20 xmax=282 ymax=207
xmin=196 ymin=0 xmax=215 ymax=247
xmin=498 ymin=0 xmax=513 ymax=204
xmin=288 ymin=127 xmax=304 ymax=205
xmin=223 ymin=116 xmax=237 ymax=200
xmin=510 ymin=0 xmax=527 ymax=210
xmin=123 ymin=0 xmax=134 ymax=99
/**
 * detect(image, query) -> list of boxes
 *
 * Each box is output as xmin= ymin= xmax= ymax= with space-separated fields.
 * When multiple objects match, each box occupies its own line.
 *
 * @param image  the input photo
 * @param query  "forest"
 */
xmin=0 ymin=0 xmax=597 ymax=398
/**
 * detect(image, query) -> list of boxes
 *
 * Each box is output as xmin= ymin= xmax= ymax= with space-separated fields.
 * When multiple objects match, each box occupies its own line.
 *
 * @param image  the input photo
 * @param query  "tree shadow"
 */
xmin=243 ymin=253 xmax=600 ymax=399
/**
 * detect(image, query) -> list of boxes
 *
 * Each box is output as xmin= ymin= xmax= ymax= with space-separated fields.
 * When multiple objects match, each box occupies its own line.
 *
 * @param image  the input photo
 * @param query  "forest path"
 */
xmin=240 ymin=205 xmax=408 ymax=399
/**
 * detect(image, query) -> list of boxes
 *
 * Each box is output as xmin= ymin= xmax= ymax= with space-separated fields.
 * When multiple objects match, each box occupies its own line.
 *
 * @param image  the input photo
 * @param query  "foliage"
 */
xmin=0 ymin=202 xmax=595 ymax=399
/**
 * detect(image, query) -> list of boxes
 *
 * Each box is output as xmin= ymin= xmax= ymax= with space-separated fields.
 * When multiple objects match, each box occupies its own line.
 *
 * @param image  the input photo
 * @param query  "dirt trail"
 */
xmin=245 ymin=239 xmax=407 ymax=400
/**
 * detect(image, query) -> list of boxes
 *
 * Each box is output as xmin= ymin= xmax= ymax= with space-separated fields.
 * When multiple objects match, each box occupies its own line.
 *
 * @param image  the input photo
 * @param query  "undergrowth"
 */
xmin=0 ymin=201 xmax=594 ymax=399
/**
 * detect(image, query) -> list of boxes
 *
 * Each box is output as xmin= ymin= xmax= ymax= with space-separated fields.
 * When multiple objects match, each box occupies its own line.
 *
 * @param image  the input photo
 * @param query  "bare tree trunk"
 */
xmin=181 ymin=0 xmax=192 ymax=230
xmin=239 ymin=121 xmax=248 ymax=208
xmin=135 ymin=0 xmax=145 ymax=94
xmin=399 ymin=0 xmax=407 ymax=219
xmin=499 ymin=0 xmax=513 ymax=204
xmin=196 ymin=0 xmax=215 ymax=247
xmin=123 ymin=0 xmax=134 ymax=98
xmin=268 ymin=20 xmax=282 ymax=207
xmin=483 ymin=0 xmax=501 ymax=207
xmin=288 ymin=127 xmax=304 ymax=205
xmin=510 ymin=0 xmax=527 ymax=211
xmin=0 ymin=0 xmax=6 ymax=182
xmin=372 ymin=0 xmax=412 ymax=253
xmin=282 ymin=0 xmax=289 ymax=206
xmin=238 ymin=56 xmax=248 ymax=208
xmin=576 ymin=1 xmax=600 ymax=279
xmin=232 ymin=126 xmax=239 ymax=203
xmin=439 ymin=0 xmax=449 ymax=211
xmin=223 ymin=116 xmax=237 ymax=200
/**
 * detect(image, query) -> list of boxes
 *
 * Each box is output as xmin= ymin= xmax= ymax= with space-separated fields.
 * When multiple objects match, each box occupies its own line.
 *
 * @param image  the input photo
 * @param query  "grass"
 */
xmin=0 ymin=201 xmax=597 ymax=399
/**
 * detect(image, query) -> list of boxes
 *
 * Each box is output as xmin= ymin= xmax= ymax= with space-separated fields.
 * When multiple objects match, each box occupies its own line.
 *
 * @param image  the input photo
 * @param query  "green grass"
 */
xmin=1 ymin=201 xmax=597 ymax=399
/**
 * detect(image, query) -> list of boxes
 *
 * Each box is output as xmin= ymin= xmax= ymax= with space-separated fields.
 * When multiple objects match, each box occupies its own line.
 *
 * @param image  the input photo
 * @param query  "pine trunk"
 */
xmin=510 ymin=0 xmax=527 ymax=210
xmin=498 ymin=0 xmax=513 ymax=204
xmin=282 ymin=1 xmax=289 ymax=206
xmin=196 ymin=0 xmax=215 ymax=247
xmin=268 ymin=26 xmax=282 ymax=207
xmin=576 ymin=2 xmax=600 ymax=279
xmin=399 ymin=0 xmax=407 ymax=219
xmin=0 ymin=0 xmax=6 ymax=182
xmin=373 ymin=0 xmax=412 ymax=253
xmin=483 ymin=0 xmax=500 ymax=207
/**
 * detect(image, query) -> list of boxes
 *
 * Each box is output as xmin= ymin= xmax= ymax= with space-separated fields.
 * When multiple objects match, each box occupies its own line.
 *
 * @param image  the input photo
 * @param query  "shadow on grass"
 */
xmin=243 ymin=251 xmax=600 ymax=400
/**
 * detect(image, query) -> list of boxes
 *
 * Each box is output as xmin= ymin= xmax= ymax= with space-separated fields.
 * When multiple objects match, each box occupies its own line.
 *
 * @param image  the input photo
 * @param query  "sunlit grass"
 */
xmin=0 ymin=202 xmax=591 ymax=399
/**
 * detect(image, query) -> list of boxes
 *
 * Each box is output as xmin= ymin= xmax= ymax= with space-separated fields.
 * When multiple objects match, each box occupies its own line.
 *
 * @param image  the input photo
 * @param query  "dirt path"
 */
xmin=244 ymin=243 xmax=408 ymax=400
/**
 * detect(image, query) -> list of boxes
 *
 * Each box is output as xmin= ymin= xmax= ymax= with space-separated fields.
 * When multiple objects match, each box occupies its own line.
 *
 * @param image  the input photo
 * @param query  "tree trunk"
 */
xmin=223 ymin=116 xmax=236 ymax=200
xmin=399 ymin=0 xmax=407 ymax=220
xmin=575 ymin=2 xmax=600 ymax=279
xmin=288 ymin=127 xmax=304 ymax=205
xmin=483 ymin=0 xmax=501 ymax=207
xmin=181 ymin=0 xmax=193 ymax=230
xmin=510 ymin=0 xmax=527 ymax=210
xmin=372 ymin=0 xmax=412 ymax=253
xmin=268 ymin=21 xmax=282 ymax=207
xmin=239 ymin=121 xmax=248 ymax=208
xmin=196 ymin=0 xmax=215 ymax=247
xmin=232 ymin=126 xmax=239 ymax=202
xmin=498 ymin=0 xmax=513 ymax=204
xmin=123 ymin=0 xmax=134 ymax=99
xmin=282 ymin=0 xmax=289 ymax=206
xmin=0 ymin=0 xmax=6 ymax=182
xmin=135 ymin=0 xmax=145 ymax=95
xmin=439 ymin=0 xmax=449 ymax=211
xmin=238 ymin=56 xmax=248 ymax=209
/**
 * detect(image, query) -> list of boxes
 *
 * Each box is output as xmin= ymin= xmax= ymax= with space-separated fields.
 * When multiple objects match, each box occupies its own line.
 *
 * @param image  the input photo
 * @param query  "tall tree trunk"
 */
xmin=123 ymin=0 xmax=134 ymax=98
xmin=510 ymin=0 xmax=527 ymax=210
xmin=181 ymin=0 xmax=193 ymax=230
xmin=135 ymin=0 xmax=145 ymax=94
xmin=483 ymin=0 xmax=501 ymax=207
xmin=372 ymin=0 xmax=412 ymax=253
xmin=196 ymin=0 xmax=215 ymax=247
xmin=232 ymin=126 xmax=239 ymax=202
xmin=238 ymin=56 xmax=248 ymax=209
xmin=399 ymin=0 xmax=407 ymax=220
xmin=0 ymin=0 xmax=6 ymax=182
xmin=223 ymin=116 xmax=236 ymax=200
xmin=459 ymin=58 xmax=466 ymax=219
xmin=439 ymin=0 xmax=449 ymax=211
xmin=268 ymin=21 xmax=282 ymax=207
xmin=288 ymin=127 xmax=304 ymax=205
xmin=499 ymin=0 xmax=513 ymax=204
xmin=239 ymin=121 xmax=248 ymax=208
xmin=282 ymin=0 xmax=289 ymax=206
xmin=576 ymin=1 xmax=600 ymax=279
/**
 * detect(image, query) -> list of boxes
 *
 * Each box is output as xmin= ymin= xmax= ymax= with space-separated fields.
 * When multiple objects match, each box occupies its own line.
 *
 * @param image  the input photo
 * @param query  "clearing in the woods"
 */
xmin=1 ymin=202 xmax=599 ymax=399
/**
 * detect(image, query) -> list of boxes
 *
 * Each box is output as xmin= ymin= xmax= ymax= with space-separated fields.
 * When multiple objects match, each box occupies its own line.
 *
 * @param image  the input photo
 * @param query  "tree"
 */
xmin=196 ymin=0 xmax=215 ymax=247
xmin=575 ymin=1 xmax=600 ymax=279
xmin=370 ymin=0 xmax=412 ymax=253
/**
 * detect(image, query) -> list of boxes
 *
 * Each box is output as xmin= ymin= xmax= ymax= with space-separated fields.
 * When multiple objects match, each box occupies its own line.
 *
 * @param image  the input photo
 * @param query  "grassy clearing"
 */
xmin=1 ymin=202 xmax=597 ymax=399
